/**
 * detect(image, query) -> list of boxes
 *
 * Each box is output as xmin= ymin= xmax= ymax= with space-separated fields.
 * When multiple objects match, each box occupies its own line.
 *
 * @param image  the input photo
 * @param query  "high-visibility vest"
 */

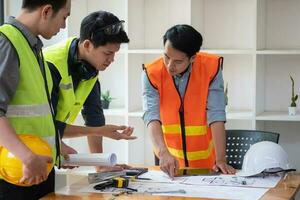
xmin=145 ymin=52 xmax=222 ymax=168
xmin=0 ymin=24 xmax=57 ymax=162
xmin=44 ymin=38 xmax=98 ymax=124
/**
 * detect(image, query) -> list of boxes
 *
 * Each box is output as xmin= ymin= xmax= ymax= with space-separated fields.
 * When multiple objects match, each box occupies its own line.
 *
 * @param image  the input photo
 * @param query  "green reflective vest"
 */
xmin=44 ymin=38 xmax=98 ymax=124
xmin=0 ymin=24 xmax=57 ymax=162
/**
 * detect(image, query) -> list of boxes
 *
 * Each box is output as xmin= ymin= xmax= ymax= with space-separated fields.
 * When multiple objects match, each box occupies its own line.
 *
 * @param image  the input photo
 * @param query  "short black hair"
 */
xmin=163 ymin=24 xmax=203 ymax=58
xmin=22 ymin=0 xmax=68 ymax=14
xmin=80 ymin=11 xmax=130 ymax=47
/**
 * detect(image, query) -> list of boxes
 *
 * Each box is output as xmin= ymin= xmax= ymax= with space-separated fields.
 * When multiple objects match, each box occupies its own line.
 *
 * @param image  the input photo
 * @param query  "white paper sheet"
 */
xmin=78 ymin=181 xmax=268 ymax=200
xmin=62 ymin=153 xmax=117 ymax=166
xmin=182 ymin=174 xmax=281 ymax=188
xmin=138 ymin=170 xmax=281 ymax=188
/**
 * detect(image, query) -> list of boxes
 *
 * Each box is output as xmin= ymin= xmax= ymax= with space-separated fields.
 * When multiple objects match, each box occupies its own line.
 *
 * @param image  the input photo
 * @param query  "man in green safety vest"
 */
xmin=44 ymin=10 xmax=135 ymax=172
xmin=0 ymin=0 xmax=71 ymax=199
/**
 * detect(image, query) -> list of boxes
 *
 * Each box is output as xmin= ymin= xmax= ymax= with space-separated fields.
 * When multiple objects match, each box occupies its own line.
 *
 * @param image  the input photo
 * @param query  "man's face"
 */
xmin=163 ymin=40 xmax=192 ymax=76
xmin=41 ymin=0 xmax=71 ymax=39
xmin=86 ymin=42 xmax=121 ymax=71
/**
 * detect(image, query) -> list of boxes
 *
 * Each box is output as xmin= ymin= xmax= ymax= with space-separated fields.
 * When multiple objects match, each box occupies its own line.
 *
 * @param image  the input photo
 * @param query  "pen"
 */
xmin=135 ymin=177 xmax=151 ymax=180
xmin=126 ymin=187 xmax=138 ymax=192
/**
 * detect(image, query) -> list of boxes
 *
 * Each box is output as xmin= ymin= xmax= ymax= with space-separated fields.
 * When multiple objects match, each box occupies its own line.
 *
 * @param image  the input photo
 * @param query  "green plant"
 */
xmin=224 ymin=82 xmax=228 ymax=106
xmin=290 ymin=75 xmax=298 ymax=107
xmin=101 ymin=90 xmax=114 ymax=103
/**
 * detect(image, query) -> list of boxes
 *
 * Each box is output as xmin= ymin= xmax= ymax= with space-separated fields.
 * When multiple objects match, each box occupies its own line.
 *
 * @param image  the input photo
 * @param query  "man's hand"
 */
xmin=61 ymin=141 xmax=78 ymax=169
xmin=20 ymin=153 xmax=52 ymax=185
xmin=213 ymin=160 xmax=236 ymax=174
xmin=95 ymin=164 xmax=132 ymax=172
xmin=99 ymin=125 xmax=136 ymax=140
xmin=159 ymin=151 xmax=179 ymax=179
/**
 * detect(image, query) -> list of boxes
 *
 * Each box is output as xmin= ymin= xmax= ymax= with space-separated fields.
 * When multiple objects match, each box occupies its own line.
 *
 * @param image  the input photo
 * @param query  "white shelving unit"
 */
xmin=4 ymin=0 xmax=300 ymax=171
xmin=65 ymin=0 xmax=300 ymax=171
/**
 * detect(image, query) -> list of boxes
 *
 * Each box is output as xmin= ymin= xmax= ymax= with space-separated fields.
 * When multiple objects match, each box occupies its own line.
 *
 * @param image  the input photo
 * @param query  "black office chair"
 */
xmin=154 ymin=130 xmax=280 ymax=168
xmin=225 ymin=129 xmax=280 ymax=169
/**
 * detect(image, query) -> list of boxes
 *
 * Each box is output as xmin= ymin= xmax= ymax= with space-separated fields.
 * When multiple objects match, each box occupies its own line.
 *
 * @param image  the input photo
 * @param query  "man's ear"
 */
xmin=41 ymin=5 xmax=53 ymax=19
xmin=82 ymin=39 xmax=94 ymax=53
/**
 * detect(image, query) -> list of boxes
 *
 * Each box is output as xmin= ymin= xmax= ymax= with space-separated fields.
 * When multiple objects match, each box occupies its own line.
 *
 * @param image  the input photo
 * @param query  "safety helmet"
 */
xmin=236 ymin=141 xmax=294 ymax=177
xmin=0 ymin=134 xmax=53 ymax=186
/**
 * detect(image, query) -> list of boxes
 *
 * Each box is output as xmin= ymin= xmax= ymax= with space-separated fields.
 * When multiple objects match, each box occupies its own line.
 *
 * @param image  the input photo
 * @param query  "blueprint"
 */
xmin=138 ymin=170 xmax=281 ymax=188
xmin=78 ymin=181 xmax=268 ymax=200
xmin=76 ymin=170 xmax=282 ymax=200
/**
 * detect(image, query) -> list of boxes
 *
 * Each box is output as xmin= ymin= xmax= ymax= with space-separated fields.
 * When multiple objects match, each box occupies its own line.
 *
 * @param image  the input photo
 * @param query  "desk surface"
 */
xmin=42 ymin=172 xmax=300 ymax=200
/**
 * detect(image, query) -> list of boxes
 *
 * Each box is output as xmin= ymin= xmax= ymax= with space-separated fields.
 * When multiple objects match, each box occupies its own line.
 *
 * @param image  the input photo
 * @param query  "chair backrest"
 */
xmin=225 ymin=129 xmax=279 ymax=169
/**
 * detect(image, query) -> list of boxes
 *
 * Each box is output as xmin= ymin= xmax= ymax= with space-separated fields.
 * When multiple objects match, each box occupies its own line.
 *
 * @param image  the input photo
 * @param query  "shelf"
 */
xmin=128 ymin=110 xmax=254 ymax=120
xmin=103 ymin=108 xmax=126 ymax=116
xmin=127 ymin=49 xmax=254 ymax=55
xmin=256 ymin=50 xmax=300 ymax=55
xmin=256 ymin=111 xmax=300 ymax=121
xmin=256 ymin=55 xmax=300 ymax=114
xmin=202 ymin=49 xmax=253 ymax=55
xmin=257 ymin=0 xmax=300 ymax=50
xmin=128 ymin=111 xmax=143 ymax=117
xmin=192 ymin=0 xmax=255 ymax=50
xmin=128 ymin=49 xmax=163 ymax=54
xmin=226 ymin=110 xmax=253 ymax=120
xmin=44 ymin=0 xmax=300 ymax=169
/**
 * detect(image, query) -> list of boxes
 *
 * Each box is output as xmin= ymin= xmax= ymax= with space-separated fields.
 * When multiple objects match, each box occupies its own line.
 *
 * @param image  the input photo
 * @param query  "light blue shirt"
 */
xmin=142 ymin=64 xmax=226 ymax=126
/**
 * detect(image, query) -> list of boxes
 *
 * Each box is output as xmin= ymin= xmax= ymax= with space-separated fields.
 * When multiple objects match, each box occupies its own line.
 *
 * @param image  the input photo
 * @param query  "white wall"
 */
xmin=3 ymin=3 xmax=300 ymax=197
xmin=3 ymin=0 xmax=68 ymax=47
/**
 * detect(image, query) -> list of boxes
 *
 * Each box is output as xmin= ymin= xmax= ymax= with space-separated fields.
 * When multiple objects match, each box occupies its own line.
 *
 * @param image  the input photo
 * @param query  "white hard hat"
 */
xmin=236 ymin=141 xmax=294 ymax=177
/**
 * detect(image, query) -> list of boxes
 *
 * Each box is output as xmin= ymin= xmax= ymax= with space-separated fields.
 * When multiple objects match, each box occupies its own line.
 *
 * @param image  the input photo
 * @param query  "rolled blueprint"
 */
xmin=62 ymin=153 xmax=117 ymax=166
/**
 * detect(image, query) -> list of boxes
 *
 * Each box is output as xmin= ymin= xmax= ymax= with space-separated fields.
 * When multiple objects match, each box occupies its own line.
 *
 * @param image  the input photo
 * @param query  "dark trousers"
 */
xmin=0 ymin=168 xmax=55 ymax=200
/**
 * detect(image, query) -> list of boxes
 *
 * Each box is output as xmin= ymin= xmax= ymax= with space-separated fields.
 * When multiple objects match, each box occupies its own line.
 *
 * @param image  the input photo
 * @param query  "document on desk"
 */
xmin=182 ymin=174 xmax=281 ymax=188
xmin=139 ymin=170 xmax=281 ymax=188
xmin=79 ymin=181 xmax=268 ymax=200
xmin=78 ymin=170 xmax=280 ymax=200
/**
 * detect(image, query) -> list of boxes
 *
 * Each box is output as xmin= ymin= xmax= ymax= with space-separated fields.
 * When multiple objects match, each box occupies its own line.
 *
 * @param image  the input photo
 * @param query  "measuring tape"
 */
xmin=112 ymin=177 xmax=129 ymax=188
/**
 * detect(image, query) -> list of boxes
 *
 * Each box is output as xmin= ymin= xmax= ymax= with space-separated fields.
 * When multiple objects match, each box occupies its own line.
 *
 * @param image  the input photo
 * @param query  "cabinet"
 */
xmin=66 ymin=0 xmax=300 ymax=170
xmin=3 ymin=0 xmax=300 ymax=170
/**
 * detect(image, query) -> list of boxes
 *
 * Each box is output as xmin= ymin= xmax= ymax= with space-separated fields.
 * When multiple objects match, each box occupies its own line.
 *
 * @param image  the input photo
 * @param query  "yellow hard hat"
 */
xmin=0 ymin=134 xmax=53 ymax=186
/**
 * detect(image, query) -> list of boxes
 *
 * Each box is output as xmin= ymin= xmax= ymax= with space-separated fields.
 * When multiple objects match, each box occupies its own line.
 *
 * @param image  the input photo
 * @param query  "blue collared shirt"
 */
xmin=142 ymin=64 xmax=226 ymax=126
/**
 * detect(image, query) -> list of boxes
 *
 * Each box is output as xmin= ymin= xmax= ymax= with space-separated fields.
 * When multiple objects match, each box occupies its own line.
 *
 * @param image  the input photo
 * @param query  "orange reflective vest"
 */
xmin=145 ymin=52 xmax=222 ymax=168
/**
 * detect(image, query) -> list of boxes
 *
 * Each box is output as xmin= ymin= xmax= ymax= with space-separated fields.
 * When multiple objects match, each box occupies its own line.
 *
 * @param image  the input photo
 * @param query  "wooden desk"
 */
xmin=42 ymin=172 xmax=300 ymax=200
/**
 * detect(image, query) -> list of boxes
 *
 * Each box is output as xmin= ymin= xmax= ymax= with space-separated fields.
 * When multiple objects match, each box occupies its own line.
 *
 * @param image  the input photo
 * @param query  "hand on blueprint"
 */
xmin=159 ymin=151 xmax=179 ymax=179
xmin=95 ymin=163 xmax=132 ymax=172
xmin=60 ymin=141 xmax=78 ymax=169
xmin=213 ymin=160 xmax=236 ymax=174
xmin=100 ymin=125 xmax=136 ymax=140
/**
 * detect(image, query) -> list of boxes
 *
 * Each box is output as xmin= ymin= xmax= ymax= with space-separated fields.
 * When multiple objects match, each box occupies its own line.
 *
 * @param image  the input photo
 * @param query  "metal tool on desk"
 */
xmin=88 ymin=171 xmax=126 ymax=184
xmin=124 ymin=167 xmax=148 ymax=177
xmin=88 ymin=167 xmax=149 ymax=184
xmin=93 ymin=176 xmax=138 ymax=192
xmin=147 ymin=189 xmax=186 ymax=194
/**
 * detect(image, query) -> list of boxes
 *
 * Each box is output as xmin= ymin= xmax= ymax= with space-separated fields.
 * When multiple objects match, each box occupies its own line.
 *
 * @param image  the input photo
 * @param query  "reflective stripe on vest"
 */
xmin=59 ymin=83 xmax=73 ymax=90
xmin=145 ymin=52 xmax=221 ymax=168
xmin=162 ymin=124 xmax=207 ymax=136
xmin=168 ymin=140 xmax=214 ymax=160
xmin=6 ymin=104 xmax=51 ymax=117
xmin=43 ymin=136 xmax=56 ymax=147
xmin=0 ymin=24 xmax=57 ymax=162
xmin=43 ymin=38 xmax=98 ymax=124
